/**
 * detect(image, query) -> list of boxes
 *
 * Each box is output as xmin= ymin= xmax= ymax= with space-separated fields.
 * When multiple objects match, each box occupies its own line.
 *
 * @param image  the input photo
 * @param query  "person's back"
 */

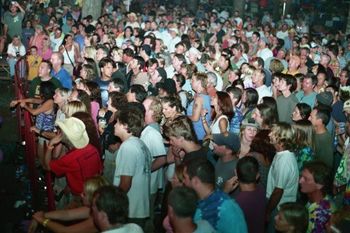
xmin=313 ymin=130 xmax=333 ymax=168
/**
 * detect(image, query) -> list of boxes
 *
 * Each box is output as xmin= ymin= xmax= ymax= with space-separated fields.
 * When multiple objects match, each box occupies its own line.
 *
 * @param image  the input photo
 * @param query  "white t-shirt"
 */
xmin=103 ymin=223 xmax=144 ymax=233
xmin=257 ymin=48 xmax=273 ymax=62
xmin=7 ymin=43 xmax=26 ymax=57
xmin=141 ymin=124 xmax=166 ymax=194
xmin=113 ymin=136 xmax=152 ymax=218
xmin=266 ymin=150 xmax=299 ymax=209
xmin=256 ymin=85 xmax=272 ymax=103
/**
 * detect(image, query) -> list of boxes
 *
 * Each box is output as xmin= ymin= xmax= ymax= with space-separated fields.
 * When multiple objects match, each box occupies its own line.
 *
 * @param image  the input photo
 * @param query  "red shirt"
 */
xmin=50 ymin=144 xmax=102 ymax=195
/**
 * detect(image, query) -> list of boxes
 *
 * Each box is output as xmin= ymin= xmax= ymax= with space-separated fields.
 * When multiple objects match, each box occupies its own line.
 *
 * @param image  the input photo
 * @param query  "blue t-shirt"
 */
xmin=51 ymin=68 xmax=73 ymax=90
xmin=194 ymin=189 xmax=248 ymax=233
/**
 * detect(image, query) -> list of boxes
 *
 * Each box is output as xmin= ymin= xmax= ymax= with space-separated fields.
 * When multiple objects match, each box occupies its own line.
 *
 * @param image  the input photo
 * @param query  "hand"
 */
xmin=20 ymin=101 xmax=26 ymax=108
xmin=32 ymin=211 xmax=45 ymax=224
xmin=48 ymin=131 xmax=62 ymax=147
xmin=9 ymin=100 xmax=18 ymax=107
xmin=30 ymin=126 xmax=40 ymax=134
xmin=28 ymin=219 xmax=39 ymax=233
xmin=223 ymin=176 xmax=239 ymax=193
xmin=201 ymin=108 xmax=208 ymax=117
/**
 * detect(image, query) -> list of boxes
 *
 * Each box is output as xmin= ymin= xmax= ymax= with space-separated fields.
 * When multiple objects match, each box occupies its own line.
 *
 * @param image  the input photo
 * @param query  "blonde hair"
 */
xmin=83 ymin=176 xmax=109 ymax=204
xmin=62 ymin=101 xmax=88 ymax=117
xmin=193 ymin=72 xmax=208 ymax=89
xmin=292 ymin=121 xmax=314 ymax=149
xmin=84 ymin=46 xmax=97 ymax=60
xmin=270 ymin=122 xmax=295 ymax=150
xmin=55 ymin=88 xmax=71 ymax=103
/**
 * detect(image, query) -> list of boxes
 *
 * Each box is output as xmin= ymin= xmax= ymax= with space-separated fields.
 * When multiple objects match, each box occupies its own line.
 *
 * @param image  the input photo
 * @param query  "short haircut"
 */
xmin=145 ymin=96 xmax=163 ymax=123
xmin=96 ymin=44 xmax=110 ymax=56
xmin=185 ymin=158 xmax=215 ymax=185
xmin=111 ymin=78 xmax=127 ymax=94
xmin=314 ymin=106 xmax=331 ymax=125
xmin=168 ymin=187 xmax=198 ymax=218
xmin=303 ymin=161 xmax=332 ymax=195
xmin=94 ymin=186 xmax=129 ymax=225
xmin=226 ymin=86 xmax=243 ymax=104
xmin=123 ymin=48 xmax=135 ymax=57
xmin=129 ymin=84 xmax=147 ymax=103
xmin=270 ymin=122 xmax=295 ymax=151
xmin=236 ymin=156 xmax=259 ymax=184
xmin=109 ymin=91 xmax=128 ymax=110
xmin=174 ymin=54 xmax=186 ymax=64
xmin=164 ymin=116 xmax=198 ymax=142
xmin=99 ymin=57 xmax=116 ymax=69
xmin=115 ymin=103 xmax=145 ymax=137
xmin=193 ymin=72 xmax=208 ymax=88
xmin=134 ymin=56 xmax=145 ymax=70
xmin=279 ymin=202 xmax=309 ymax=233
xmin=279 ymin=73 xmax=297 ymax=92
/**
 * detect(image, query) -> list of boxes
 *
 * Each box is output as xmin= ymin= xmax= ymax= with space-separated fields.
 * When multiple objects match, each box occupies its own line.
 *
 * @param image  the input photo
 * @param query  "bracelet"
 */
xmin=42 ymin=218 xmax=50 ymax=228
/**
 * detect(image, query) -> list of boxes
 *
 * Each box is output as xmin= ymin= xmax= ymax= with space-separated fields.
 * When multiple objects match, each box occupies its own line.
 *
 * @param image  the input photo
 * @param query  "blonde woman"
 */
xmin=29 ymin=176 xmax=108 ymax=233
xmin=62 ymin=101 xmax=88 ymax=118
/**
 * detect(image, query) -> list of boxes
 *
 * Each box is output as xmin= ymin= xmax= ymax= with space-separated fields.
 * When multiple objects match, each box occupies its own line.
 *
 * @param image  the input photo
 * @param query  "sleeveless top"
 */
xmin=210 ymin=115 xmax=229 ymax=134
xmin=35 ymin=111 xmax=56 ymax=131
xmin=187 ymin=94 xmax=211 ymax=141
xmin=63 ymin=46 xmax=75 ymax=65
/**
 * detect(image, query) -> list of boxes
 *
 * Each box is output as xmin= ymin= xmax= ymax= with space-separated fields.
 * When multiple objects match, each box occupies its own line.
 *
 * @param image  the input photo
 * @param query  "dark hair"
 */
xmin=110 ymin=78 xmax=127 ymax=94
xmin=236 ymin=156 xmax=259 ymax=184
xmin=279 ymin=73 xmax=297 ymax=92
xmin=109 ymin=91 xmax=127 ymax=110
xmin=96 ymin=44 xmax=110 ymax=57
xmin=129 ymin=84 xmax=147 ymax=103
xmin=94 ymin=186 xmax=129 ymax=225
xmin=256 ymin=103 xmax=278 ymax=128
xmin=303 ymin=161 xmax=332 ymax=195
xmin=114 ymin=104 xmax=144 ymax=137
xmin=216 ymin=91 xmax=234 ymax=120
xmin=161 ymin=96 xmax=183 ymax=113
xmin=314 ymin=105 xmax=331 ymax=125
xmin=77 ymin=90 xmax=92 ymax=114
xmin=99 ymin=57 xmax=115 ymax=69
xmin=226 ymin=86 xmax=243 ymax=105
xmin=279 ymin=202 xmax=309 ymax=233
xmin=244 ymin=88 xmax=259 ymax=109
xmin=133 ymin=56 xmax=145 ymax=70
xmin=296 ymin=103 xmax=311 ymax=120
xmin=185 ymin=158 xmax=215 ymax=186
xmin=72 ymin=111 xmax=101 ymax=155
xmin=86 ymin=81 xmax=102 ymax=106
xmin=174 ymin=73 xmax=186 ymax=87
xmin=40 ymin=81 xmax=56 ymax=101
xmin=123 ymin=47 xmax=135 ymax=58
xmin=168 ymin=187 xmax=198 ymax=218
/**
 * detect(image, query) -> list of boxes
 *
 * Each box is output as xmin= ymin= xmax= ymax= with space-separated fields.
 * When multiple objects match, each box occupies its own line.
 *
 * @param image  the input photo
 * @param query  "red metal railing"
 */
xmin=14 ymin=57 xmax=55 ymax=211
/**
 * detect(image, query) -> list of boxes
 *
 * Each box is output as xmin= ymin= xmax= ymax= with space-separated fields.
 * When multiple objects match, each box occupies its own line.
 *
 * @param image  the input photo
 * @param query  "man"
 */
xmin=164 ymin=116 xmax=207 ymax=163
xmin=49 ymin=26 xmax=64 ymax=52
xmin=183 ymin=158 xmax=248 ymax=233
xmin=168 ymin=187 xmax=216 ymax=233
xmin=113 ymin=104 xmax=152 ymax=230
xmin=210 ymin=132 xmax=240 ymax=191
xmin=29 ymin=60 xmax=61 ymax=98
xmin=299 ymin=161 xmax=334 ymax=233
xmin=92 ymin=185 xmax=143 ymax=233
xmin=256 ymin=37 xmax=273 ymax=62
xmin=188 ymin=47 xmax=206 ymax=73
xmin=126 ymin=84 xmax=147 ymax=103
xmin=141 ymin=96 xmax=166 ymax=230
xmin=276 ymin=74 xmax=298 ymax=124
xmin=96 ymin=45 xmax=109 ymax=63
xmin=295 ymin=75 xmax=317 ymax=108
xmin=266 ymin=123 xmax=299 ymax=232
xmin=129 ymin=56 xmax=148 ymax=87
xmin=251 ymin=69 xmax=272 ymax=103
xmin=95 ymin=57 xmax=115 ymax=106
xmin=309 ymin=106 xmax=334 ymax=168
xmin=234 ymin=157 xmax=266 ymax=233
xmin=284 ymin=55 xmax=300 ymax=76
xmin=50 ymin=52 xmax=72 ymax=89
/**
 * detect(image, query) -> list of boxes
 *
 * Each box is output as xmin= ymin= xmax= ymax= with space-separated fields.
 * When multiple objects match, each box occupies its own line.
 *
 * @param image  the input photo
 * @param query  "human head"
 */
xmin=268 ymin=122 xmax=295 ymax=151
xmin=183 ymin=158 xmax=215 ymax=190
xmin=54 ymin=87 xmax=71 ymax=106
xmin=56 ymin=117 xmax=90 ymax=149
xmin=292 ymin=103 xmax=311 ymax=122
xmin=62 ymin=101 xmax=88 ymax=117
xmin=126 ymin=84 xmax=147 ymax=103
xmin=50 ymin=52 xmax=64 ymax=68
xmin=99 ymin=57 xmax=115 ymax=79
xmin=236 ymin=156 xmax=259 ymax=184
xmin=243 ymin=88 xmax=259 ymax=109
xmin=161 ymin=96 xmax=183 ymax=119
xmin=212 ymin=91 xmax=234 ymax=120
xmin=92 ymin=186 xmax=129 ymax=231
xmin=252 ymin=103 xmax=278 ymax=129
xmin=81 ymin=176 xmax=109 ymax=206
xmin=168 ymin=187 xmax=198 ymax=223
xmin=164 ymin=116 xmax=198 ymax=146
xmin=299 ymin=161 xmax=332 ymax=196
xmin=39 ymin=81 xmax=56 ymax=101
xmin=114 ymin=103 xmax=145 ymax=138
xmin=309 ymin=106 xmax=331 ymax=127
xmin=143 ymin=96 xmax=163 ymax=124
xmin=275 ymin=202 xmax=309 ymax=233
xmin=107 ymin=91 xmax=127 ymax=112
xmin=292 ymin=120 xmax=313 ymax=149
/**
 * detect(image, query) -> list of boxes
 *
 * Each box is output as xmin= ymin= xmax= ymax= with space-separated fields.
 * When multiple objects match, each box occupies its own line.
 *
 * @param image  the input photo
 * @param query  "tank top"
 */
xmin=63 ymin=46 xmax=75 ymax=65
xmin=210 ymin=115 xmax=229 ymax=134
xmin=186 ymin=94 xmax=211 ymax=141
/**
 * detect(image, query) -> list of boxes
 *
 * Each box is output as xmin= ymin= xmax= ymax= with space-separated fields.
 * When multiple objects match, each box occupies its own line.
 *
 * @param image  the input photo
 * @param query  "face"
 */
xmin=171 ymin=173 xmax=183 ymax=188
xmin=308 ymin=109 xmax=318 ymax=126
xmin=302 ymin=77 xmax=314 ymax=92
xmin=50 ymin=53 xmax=61 ymax=67
xmin=213 ymin=143 xmax=228 ymax=156
xmin=274 ymin=211 xmax=291 ymax=232
xmin=299 ymin=168 xmax=320 ymax=193
xmin=162 ymin=102 xmax=176 ymax=119
xmin=169 ymin=136 xmax=182 ymax=148
xmin=107 ymin=97 xmax=116 ymax=112
xmin=268 ymin=130 xmax=278 ymax=145
xmin=68 ymin=89 xmax=79 ymax=102
xmin=53 ymin=91 xmax=64 ymax=104
xmin=252 ymin=109 xmax=263 ymax=126
xmin=292 ymin=106 xmax=302 ymax=121
xmin=101 ymin=63 xmax=114 ymax=78
xmin=242 ymin=126 xmax=258 ymax=142
xmin=38 ymin=62 xmax=50 ymax=77
xmin=114 ymin=119 xmax=125 ymax=137
xmin=191 ymin=77 xmax=199 ymax=91
xmin=278 ymin=79 xmax=290 ymax=92
xmin=143 ymin=99 xmax=153 ymax=124
xmin=183 ymin=167 xmax=192 ymax=188
xmin=96 ymin=48 xmax=107 ymax=61
xmin=126 ymin=90 xmax=136 ymax=102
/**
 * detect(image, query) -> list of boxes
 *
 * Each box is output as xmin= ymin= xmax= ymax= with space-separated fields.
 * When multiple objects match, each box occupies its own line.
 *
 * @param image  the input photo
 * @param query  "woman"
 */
xmin=76 ymin=80 xmax=101 ymax=125
xmin=41 ymin=37 xmax=53 ymax=61
xmin=172 ymin=73 xmax=189 ymax=111
xmin=62 ymin=101 xmax=88 ymax=118
xmin=186 ymin=73 xmax=211 ymax=142
xmin=239 ymin=118 xmax=259 ymax=158
xmin=252 ymin=103 xmax=278 ymax=130
xmin=60 ymin=33 xmax=81 ymax=76
xmin=29 ymin=176 xmax=108 ymax=233
xmin=161 ymin=96 xmax=184 ymax=130
xmin=79 ymin=64 xmax=97 ymax=81
xmin=227 ymin=86 xmax=244 ymax=135
xmin=54 ymin=87 xmax=71 ymax=122
xmin=202 ymin=91 xmax=233 ymax=136
xmin=29 ymin=24 xmax=46 ymax=56
xmin=292 ymin=103 xmax=312 ymax=122
xmin=10 ymin=81 xmax=56 ymax=163
xmin=275 ymin=202 xmax=308 ymax=233
xmin=292 ymin=120 xmax=314 ymax=173
xmin=241 ymin=87 xmax=258 ymax=120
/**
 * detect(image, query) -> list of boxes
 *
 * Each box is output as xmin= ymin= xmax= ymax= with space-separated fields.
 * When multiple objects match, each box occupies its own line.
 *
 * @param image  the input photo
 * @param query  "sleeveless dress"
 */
xmin=210 ymin=115 xmax=229 ymax=134
xmin=35 ymin=111 xmax=56 ymax=131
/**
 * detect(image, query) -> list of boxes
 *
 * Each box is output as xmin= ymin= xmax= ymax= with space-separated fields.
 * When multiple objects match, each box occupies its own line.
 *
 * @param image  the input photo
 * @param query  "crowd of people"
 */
xmin=2 ymin=0 xmax=350 ymax=232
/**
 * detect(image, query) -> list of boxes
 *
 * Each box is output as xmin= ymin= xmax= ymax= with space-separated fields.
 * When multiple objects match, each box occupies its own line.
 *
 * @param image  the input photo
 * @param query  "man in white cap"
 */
xmin=43 ymin=117 xmax=103 ymax=198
